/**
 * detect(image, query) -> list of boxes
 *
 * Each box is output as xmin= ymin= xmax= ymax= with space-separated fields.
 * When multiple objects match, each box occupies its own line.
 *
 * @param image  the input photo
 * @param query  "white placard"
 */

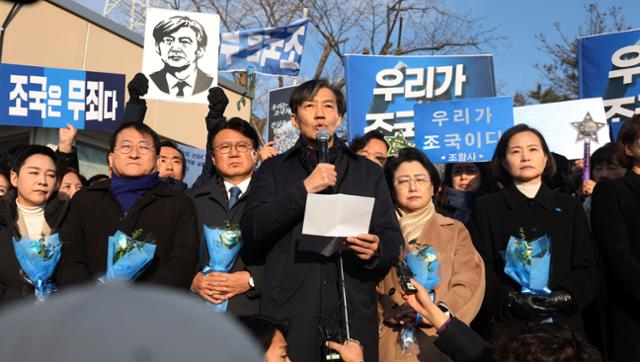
xmin=513 ymin=98 xmax=610 ymax=159
xmin=302 ymin=193 xmax=375 ymax=237
xmin=142 ymin=8 xmax=220 ymax=104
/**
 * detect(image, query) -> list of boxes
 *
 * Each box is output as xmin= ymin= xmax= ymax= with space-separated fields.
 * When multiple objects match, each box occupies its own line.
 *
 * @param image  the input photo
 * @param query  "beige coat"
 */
xmin=378 ymin=213 xmax=485 ymax=362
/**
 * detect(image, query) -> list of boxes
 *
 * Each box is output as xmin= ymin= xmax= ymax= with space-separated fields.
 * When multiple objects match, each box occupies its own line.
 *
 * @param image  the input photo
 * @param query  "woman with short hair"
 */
xmin=378 ymin=147 xmax=485 ymax=362
xmin=470 ymin=124 xmax=599 ymax=339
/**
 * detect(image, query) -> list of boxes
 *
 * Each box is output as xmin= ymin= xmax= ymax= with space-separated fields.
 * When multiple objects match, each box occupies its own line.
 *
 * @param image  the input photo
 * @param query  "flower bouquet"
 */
xmin=400 ymin=239 xmax=440 ymax=352
xmin=12 ymin=233 xmax=62 ymax=302
xmin=503 ymin=228 xmax=551 ymax=296
xmin=103 ymin=229 xmax=156 ymax=282
xmin=202 ymin=221 xmax=243 ymax=312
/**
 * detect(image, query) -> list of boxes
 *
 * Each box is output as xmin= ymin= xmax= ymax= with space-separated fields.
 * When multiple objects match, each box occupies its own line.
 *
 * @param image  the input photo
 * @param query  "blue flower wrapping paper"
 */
xmin=202 ymin=225 xmax=243 ymax=312
xmin=104 ymin=230 xmax=156 ymax=281
xmin=400 ymin=245 xmax=441 ymax=352
xmin=504 ymin=234 xmax=552 ymax=295
xmin=12 ymin=233 xmax=62 ymax=302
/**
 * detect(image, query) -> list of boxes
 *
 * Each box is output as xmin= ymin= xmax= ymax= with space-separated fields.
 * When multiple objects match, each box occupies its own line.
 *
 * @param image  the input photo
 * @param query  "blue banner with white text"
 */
xmin=219 ymin=19 xmax=308 ymax=76
xmin=345 ymin=54 xmax=496 ymax=142
xmin=0 ymin=63 xmax=125 ymax=131
xmin=414 ymin=96 xmax=513 ymax=163
xmin=578 ymin=29 xmax=640 ymax=139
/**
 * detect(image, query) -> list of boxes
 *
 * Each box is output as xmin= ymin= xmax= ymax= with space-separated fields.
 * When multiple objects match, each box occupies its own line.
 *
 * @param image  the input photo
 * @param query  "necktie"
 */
xmin=228 ymin=186 xmax=242 ymax=209
xmin=174 ymin=80 xmax=189 ymax=97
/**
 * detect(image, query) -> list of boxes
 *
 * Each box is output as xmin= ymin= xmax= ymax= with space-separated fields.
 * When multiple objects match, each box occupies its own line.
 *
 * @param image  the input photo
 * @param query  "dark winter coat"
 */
xmin=591 ymin=170 xmax=640 ymax=360
xmin=469 ymin=183 xmax=600 ymax=336
xmin=55 ymin=180 xmax=199 ymax=290
xmin=186 ymin=176 xmax=263 ymax=315
xmin=0 ymin=190 xmax=68 ymax=305
xmin=240 ymin=138 xmax=403 ymax=362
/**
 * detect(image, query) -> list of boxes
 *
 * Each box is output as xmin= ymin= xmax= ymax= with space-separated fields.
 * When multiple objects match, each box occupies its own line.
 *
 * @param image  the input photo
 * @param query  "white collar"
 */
xmin=223 ymin=177 xmax=251 ymax=195
xmin=514 ymin=180 xmax=542 ymax=199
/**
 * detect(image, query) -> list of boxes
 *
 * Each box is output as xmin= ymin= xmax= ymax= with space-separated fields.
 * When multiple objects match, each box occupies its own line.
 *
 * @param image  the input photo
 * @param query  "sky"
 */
xmin=79 ymin=0 xmax=640 ymax=98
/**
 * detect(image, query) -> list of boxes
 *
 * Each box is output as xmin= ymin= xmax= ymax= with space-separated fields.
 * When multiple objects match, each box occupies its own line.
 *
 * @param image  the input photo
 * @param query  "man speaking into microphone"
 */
xmin=241 ymin=79 xmax=402 ymax=362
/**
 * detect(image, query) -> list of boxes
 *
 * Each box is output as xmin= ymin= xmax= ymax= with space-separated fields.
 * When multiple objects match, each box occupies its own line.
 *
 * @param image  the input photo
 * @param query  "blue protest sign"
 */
xmin=414 ymin=96 xmax=513 ymax=163
xmin=578 ymin=29 xmax=640 ymax=125
xmin=219 ymin=19 xmax=308 ymax=76
xmin=345 ymin=54 xmax=496 ymax=142
xmin=0 ymin=63 xmax=125 ymax=131
xmin=176 ymin=143 xmax=206 ymax=188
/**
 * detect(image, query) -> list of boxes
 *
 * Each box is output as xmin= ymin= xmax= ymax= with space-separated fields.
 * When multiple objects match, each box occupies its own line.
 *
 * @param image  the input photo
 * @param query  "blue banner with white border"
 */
xmin=345 ymin=54 xmax=496 ymax=142
xmin=414 ymin=96 xmax=513 ymax=163
xmin=578 ymin=29 xmax=640 ymax=140
xmin=0 ymin=63 xmax=125 ymax=131
xmin=219 ymin=19 xmax=308 ymax=76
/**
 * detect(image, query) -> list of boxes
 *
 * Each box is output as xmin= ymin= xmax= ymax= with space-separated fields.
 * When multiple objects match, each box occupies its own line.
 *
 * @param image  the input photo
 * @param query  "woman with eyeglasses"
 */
xmin=469 ymin=124 xmax=599 ymax=340
xmin=0 ymin=145 xmax=67 ymax=305
xmin=56 ymin=122 xmax=199 ymax=290
xmin=377 ymin=147 xmax=485 ymax=362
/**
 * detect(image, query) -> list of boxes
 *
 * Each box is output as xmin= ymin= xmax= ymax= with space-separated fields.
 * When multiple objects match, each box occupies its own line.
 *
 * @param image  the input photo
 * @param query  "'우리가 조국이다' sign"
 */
xmin=345 ymin=54 xmax=496 ymax=142
xmin=414 ymin=96 xmax=514 ymax=163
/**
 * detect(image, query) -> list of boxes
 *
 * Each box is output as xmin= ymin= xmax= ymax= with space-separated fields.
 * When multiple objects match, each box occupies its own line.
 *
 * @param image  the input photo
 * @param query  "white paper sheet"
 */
xmin=513 ymin=98 xmax=609 ymax=160
xmin=302 ymin=193 xmax=375 ymax=237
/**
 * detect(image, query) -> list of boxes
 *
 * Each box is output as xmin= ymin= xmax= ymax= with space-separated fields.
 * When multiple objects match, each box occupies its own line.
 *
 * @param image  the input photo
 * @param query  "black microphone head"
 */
xmin=316 ymin=129 xmax=331 ymax=142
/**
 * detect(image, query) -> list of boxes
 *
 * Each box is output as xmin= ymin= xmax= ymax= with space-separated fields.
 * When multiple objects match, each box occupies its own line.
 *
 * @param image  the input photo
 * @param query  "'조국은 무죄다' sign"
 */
xmin=345 ymin=54 xmax=496 ymax=142
xmin=0 ymin=63 xmax=125 ymax=131
xmin=414 ymin=96 xmax=513 ymax=163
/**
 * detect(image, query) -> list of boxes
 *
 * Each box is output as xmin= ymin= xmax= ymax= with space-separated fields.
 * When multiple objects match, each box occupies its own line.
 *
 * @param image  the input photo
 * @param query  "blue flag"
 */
xmin=219 ymin=19 xmax=308 ymax=76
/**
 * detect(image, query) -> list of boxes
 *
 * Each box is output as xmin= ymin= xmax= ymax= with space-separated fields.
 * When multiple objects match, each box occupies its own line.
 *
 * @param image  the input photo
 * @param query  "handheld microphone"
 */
xmin=316 ymin=129 xmax=331 ymax=163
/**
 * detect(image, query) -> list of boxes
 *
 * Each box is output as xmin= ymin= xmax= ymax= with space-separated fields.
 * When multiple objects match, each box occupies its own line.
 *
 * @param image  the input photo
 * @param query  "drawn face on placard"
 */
xmin=148 ymin=14 xmax=214 ymax=98
xmin=156 ymin=25 xmax=203 ymax=71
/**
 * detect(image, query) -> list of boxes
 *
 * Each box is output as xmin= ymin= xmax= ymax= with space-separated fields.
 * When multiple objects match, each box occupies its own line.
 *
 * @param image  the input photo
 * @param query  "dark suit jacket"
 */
xmin=469 ymin=183 xmax=599 ymax=334
xmin=240 ymin=137 xmax=403 ymax=362
xmin=186 ymin=176 xmax=263 ymax=315
xmin=591 ymin=171 xmax=640 ymax=360
xmin=149 ymin=67 xmax=213 ymax=96
xmin=55 ymin=180 xmax=199 ymax=290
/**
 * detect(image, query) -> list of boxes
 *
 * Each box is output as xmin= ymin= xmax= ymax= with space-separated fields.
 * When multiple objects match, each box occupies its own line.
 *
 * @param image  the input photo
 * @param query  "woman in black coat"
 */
xmin=470 ymin=124 xmax=600 ymax=339
xmin=0 ymin=146 xmax=67 ymax=305
xmin=591 ymin=114 xmax=640 ymax=360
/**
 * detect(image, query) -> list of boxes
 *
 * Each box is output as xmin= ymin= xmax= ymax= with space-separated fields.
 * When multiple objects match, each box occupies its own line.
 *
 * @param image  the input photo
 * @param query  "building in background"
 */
xmin=0 ymin=0 xmax=251 ymax=177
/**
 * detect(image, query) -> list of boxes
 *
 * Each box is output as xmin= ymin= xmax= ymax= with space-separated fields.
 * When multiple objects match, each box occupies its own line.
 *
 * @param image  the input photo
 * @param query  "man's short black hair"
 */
xmin=87 ymin=174 xmax=110 ymax=186
xmin=289 ymin=79 xmax=346 ymax=116
xmin=384 ymin=147 xmax=441 ymax=203
xmin=209 ymin=117 xmax=260 ymax=151
xmin=11 ymin=145 xmax=57 ymax=175
xmin=159 ymin=140 xmax=186 ymax=178
xmin=237 ymin=315 xmax=288 ymax=353
xmin=152 ymin=15 xmax=208 ymax=50
xmin=495 ymin=322 xmax=601 ymax=362
xmin=350 ymin=130 xmax=389 ymax=153
xmin=109 ymin=122 xmax=161 ymax=154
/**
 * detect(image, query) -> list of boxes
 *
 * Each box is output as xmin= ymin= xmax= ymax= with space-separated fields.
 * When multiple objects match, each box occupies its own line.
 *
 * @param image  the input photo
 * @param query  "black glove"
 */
xmin=506 ymin=292 xmax=552 ymax=321
xmin=529 ymin=291 xmax=577 ymax=316
xmin=207 ymin=87 xmax=229 ymax=119
xmin=127 ymin=73 xmax=149 ymax=104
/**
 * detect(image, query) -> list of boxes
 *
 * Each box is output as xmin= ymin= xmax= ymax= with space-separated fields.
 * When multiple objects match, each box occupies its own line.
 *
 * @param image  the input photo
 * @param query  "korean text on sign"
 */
xmin=0 ymin=63 xmax=125 ymax=131
xmin=345 ymin=54 xmax=496 ymax=143
xmin=414 ymin=96 xmax=513 ymax=163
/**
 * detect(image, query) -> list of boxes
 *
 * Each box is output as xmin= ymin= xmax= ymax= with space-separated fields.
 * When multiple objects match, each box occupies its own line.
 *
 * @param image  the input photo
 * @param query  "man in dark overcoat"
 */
xmin=188 ymin=118 xmax=264 ymax=315
xmin=240 ymin=79 xmax=403 ymax=362
xmin=55 ymin=122 xmax=199 ymax=289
